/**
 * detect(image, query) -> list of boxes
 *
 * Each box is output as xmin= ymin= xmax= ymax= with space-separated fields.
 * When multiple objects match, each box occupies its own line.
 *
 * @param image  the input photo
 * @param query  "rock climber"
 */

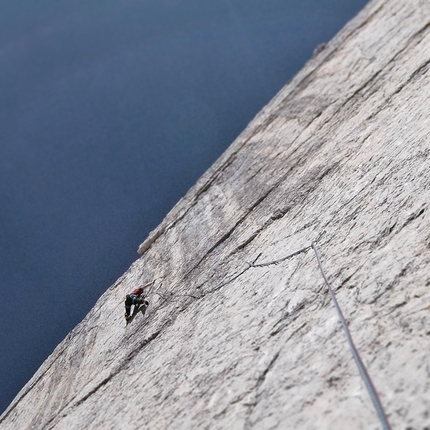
xmin=124 ymin=284 xmax=151 ymax=320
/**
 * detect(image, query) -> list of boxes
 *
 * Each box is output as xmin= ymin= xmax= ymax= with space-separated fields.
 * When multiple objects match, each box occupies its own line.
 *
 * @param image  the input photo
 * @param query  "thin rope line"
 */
xmin=311 ymin=242 xmax=392 ymax=430
xmin=249 ymin=240 xmax=392 ymax=429
xmin=250 ymin=245 xmax=311 ymax=267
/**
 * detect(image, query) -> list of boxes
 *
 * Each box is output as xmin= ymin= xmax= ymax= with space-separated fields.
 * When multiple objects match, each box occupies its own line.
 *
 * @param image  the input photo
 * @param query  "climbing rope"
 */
xmin=311 ymin=243 xmax=392 ymax=430
xmin=251 ymin=240 xmax=392 ymax=430
xmin=250 ymin=245 xmax=311 ymax=267
xmin=140 ymin=235 xmax=392 ymax=428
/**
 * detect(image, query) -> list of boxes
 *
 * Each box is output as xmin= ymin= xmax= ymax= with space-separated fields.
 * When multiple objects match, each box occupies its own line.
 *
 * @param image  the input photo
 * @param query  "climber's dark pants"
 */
xmin=124 ymin=294 xmax=145 ymax=316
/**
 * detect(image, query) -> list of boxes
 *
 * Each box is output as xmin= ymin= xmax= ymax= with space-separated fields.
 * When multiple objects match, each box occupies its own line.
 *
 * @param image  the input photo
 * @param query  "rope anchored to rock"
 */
xmin=251 ymin=239 xmax=392 ymax=430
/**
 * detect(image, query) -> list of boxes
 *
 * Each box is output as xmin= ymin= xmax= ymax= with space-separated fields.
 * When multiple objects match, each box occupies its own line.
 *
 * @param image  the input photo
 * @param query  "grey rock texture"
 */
xmin=2 ymin=0 xmax=430 ymax=428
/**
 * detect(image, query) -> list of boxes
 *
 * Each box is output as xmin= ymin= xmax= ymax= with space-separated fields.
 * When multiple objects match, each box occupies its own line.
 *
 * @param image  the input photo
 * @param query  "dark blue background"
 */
xmin=0 ymin=0 xmax=368 ymax=413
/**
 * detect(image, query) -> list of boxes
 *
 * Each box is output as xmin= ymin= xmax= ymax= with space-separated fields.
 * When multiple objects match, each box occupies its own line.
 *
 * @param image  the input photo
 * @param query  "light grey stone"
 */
xmin=2 ymin=0 xmax=430 ymax=428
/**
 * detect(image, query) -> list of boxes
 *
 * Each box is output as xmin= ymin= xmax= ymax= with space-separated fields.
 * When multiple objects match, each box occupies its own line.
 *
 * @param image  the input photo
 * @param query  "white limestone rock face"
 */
xmin=2 ymin=0 xmax=430 ymax=428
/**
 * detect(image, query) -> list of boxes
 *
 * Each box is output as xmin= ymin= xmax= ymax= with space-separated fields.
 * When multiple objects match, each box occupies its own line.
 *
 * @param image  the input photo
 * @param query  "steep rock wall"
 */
xmin=2 ymin=0 xmax=430 ymax=428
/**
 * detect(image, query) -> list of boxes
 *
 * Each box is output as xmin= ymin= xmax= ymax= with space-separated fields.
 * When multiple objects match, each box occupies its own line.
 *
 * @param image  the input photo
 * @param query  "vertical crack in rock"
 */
xmin=243 ymin=351 xmax=282 ymax=430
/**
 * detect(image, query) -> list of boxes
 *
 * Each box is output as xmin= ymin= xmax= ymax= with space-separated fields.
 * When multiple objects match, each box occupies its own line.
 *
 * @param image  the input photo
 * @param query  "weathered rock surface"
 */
xmin=2 ymin=0 xmax=430 ymax=428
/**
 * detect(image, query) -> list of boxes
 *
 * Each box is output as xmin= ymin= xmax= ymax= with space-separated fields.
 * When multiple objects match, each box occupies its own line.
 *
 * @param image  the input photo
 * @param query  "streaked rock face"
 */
xmin=2 ymin=0 xmax=430 ymax=428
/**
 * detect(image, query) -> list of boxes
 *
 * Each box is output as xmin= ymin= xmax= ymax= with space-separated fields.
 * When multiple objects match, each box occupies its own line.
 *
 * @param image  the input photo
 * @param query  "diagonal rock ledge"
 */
xmin=2 ymin=0 xmax=430 ymax=428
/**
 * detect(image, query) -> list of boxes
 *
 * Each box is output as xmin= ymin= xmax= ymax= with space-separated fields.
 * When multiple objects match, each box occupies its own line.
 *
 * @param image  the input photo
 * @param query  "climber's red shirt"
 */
xmin=130 ymin=287 xmax=144 ymax=296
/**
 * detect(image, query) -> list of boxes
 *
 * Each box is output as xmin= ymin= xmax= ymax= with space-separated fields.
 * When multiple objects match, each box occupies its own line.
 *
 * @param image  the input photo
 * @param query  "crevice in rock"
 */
xmin=372 ymin=221 xmax=398 ymax=249
xmin=367 ymin=264 xmax=411 ymax=306
xmin=138 ymin=0 xmax=385 ymax=264
xmin=365 ymin=22 xmax=430 ymax=121
xmin=191 ymin=265 xmax=251 ymax=298
xmin=389 ymin=58 xmax=430 ymax=99
xmin=270 ymin=301 xmax=306 ymax=336
xmin=398 ymin=207 xmax=426 ymax=231
xmin=327 ymin=20 xmax=430 ymax=126
xmin=336 ymin=269 xmax=360 ymax=291
xmin=255 ymin=351 xmax=281 ymax=391
xmin=0 ymin=319 xmax=93 ymax=425
xmin=236 ymin=232 xmax=260 ymax=252
xmin=338 ymin=69 xmax=384 ymax=111
xmin=277 ymin=1 xmax=386 ymax=109
xmin=182 ymin=172 xmax=295 ymax=278
xmin=385 ymin=20 xmax=430 ymax=69
xmin=227 ymin=162 xmax=338 ymax=259
xmin=370 ymin=206 xmax=426 ymax=250
xmin=43 ymin=330 xmax=162 ymax=429
xmin=243 ymin=351 xmax=282 ymax=429
xmin=138 ymin=115 xmax=277 ymax=255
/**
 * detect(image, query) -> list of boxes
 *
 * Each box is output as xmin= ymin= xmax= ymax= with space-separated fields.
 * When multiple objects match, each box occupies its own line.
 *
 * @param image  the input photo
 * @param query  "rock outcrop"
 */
xmin=2 ymin=0 xmax=430 ymax=428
